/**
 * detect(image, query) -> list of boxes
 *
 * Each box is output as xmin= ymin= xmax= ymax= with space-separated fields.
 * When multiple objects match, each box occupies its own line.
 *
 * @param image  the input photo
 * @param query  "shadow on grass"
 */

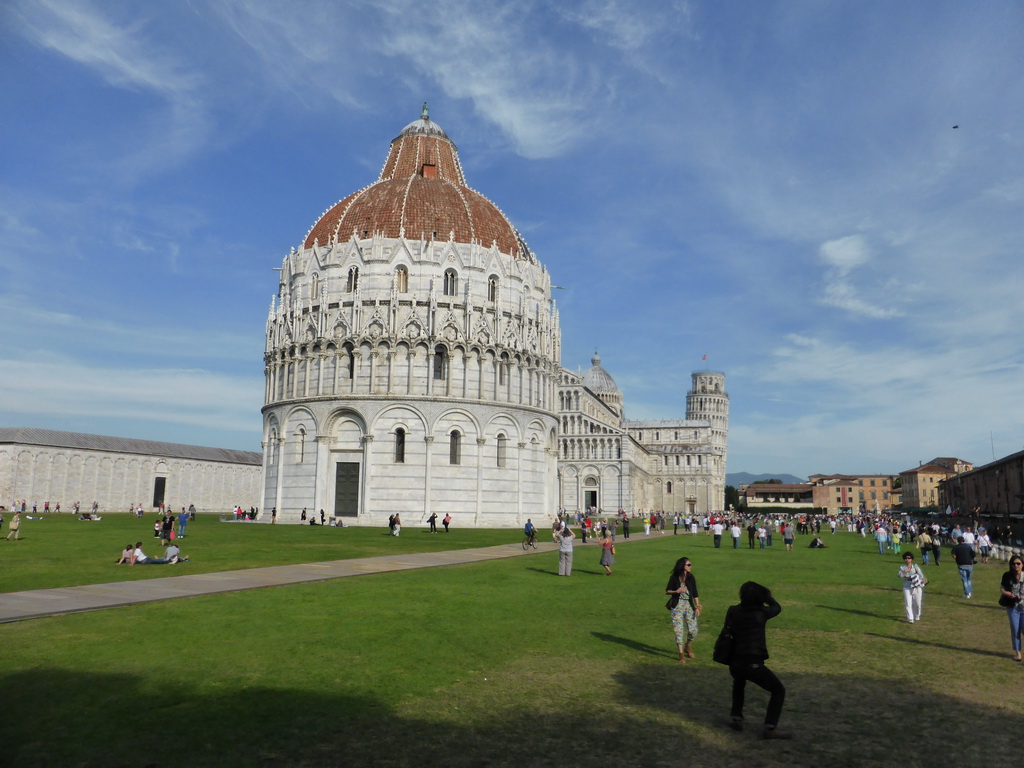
xmin=0 ymin=665 xmax=798 ymax=768
xmin=864 ymin=632 xmax=1007 ymax=658
xmin=612 ymin=662 xmax=1024 ymax=767
xmin=592 ymin=632 xmax=675 ymax=659
xmin=814 ymin=604 xmax=899 ymax=621
xmin=526 ymin=567 xmax=578 ymax=578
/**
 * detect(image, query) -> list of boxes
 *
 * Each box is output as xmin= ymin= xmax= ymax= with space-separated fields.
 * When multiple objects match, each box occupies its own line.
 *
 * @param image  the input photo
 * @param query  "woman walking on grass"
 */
xmin=898 ymin=552 xmax=926 ymax=623
xmin=665 ymin=557 xmax=701 ymax=663
xmin=999 ymin=555 xmax=1024 ymax=662
xmin=599 ymin=530 xmax=615 ymax=575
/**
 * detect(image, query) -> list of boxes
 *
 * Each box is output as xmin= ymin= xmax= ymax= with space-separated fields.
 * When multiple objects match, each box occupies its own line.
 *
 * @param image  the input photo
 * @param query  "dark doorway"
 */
xmin=334 ymin=462 xmax=360 ymax=517
xmin=584 ymin=490 xmax=598 ymax=511
xmin=153 ymin=477 xmax=166 ymax=508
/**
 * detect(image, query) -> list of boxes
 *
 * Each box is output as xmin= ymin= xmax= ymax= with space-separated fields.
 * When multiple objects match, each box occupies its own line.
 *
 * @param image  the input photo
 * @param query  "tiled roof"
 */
xmin=0 ymin=427 xmax=261 ymax=465
xmin=900 ymin=464 xmax=950 ymax=475
xmin=744 ymin=483 xmax=811 ymax=493
xmin=304 ymin=113 xmax=532 ymax=261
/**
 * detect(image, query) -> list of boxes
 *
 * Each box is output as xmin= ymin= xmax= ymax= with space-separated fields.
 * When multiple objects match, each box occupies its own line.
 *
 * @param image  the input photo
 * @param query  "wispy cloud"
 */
xmin=9 ymin=0 xmax=210 ymax=181
xmin=817 ymin=235 xmax=901 ymax=319
xmin=0 ymin=357 xmax=262 ymax=435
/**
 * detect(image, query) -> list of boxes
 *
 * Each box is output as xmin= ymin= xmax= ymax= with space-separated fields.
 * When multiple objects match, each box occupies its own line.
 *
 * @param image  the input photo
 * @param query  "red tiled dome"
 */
xmin=304 ymin=110 xmax=529 ymax=260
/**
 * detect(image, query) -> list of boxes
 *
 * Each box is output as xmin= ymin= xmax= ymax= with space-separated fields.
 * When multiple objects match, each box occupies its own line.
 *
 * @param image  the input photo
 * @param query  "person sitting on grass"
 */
xmin=808 ymin=537 xmax=828 ymax=549
xmin=164 ymin=543 xmax=189 ymax=563
xmin=115 ymin=543 xmax=134 ymax=564
xmin=131 ymin=541 xmax=172 ymax=565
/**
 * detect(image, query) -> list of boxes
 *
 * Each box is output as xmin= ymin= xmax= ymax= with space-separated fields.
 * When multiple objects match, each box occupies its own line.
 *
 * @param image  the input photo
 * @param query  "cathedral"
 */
xmin=260 ymin=107 xmax=726 ymax=526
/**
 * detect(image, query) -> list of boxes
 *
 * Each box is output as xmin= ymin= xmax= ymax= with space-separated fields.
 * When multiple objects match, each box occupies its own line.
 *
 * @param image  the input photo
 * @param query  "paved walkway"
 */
xmin=0 ymin=538 xmax=581 ymax=623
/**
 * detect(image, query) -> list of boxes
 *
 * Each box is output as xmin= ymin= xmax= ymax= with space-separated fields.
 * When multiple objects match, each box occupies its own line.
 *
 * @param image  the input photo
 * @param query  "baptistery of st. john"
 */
xmin=260 ymin=107 xmax=562 ymax=526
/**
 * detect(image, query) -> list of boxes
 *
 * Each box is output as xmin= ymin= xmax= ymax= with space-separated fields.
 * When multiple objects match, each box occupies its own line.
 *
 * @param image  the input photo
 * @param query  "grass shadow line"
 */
xmin=815 ymin=604 xmax=899 ymax=621
xmin=592 ymin=632 xmax=676 ymax=659
xmin=864 ymin=632 xmax=1008 ymax=658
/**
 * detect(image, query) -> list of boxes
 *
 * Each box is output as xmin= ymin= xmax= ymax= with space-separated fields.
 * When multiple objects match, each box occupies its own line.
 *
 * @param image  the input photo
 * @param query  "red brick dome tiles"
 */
xmin=304 ymin=110 xmax=529 ymax=260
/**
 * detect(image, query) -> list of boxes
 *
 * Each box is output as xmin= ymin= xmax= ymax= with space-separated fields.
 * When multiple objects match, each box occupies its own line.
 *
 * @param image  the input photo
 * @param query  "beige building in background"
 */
xmin=808 ymin=474 xmax=894 ymax=514
xmin=0 ymin=427 xmax=261 ymax=513
xmin=898 ymin=458 xmax=973 ymax=510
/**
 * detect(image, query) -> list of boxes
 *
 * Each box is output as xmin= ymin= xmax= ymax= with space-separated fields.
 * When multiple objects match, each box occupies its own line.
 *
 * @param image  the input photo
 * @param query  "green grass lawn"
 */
xmin=0 ymin=514 xmax=517 ymax=592
xmin=1 ymin=527 xmax=1021 ymax=767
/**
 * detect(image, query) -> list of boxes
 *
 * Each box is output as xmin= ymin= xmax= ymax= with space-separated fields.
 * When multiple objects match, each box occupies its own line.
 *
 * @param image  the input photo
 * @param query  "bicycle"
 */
xmin=522 ymin=531 xmax=539 ymax=550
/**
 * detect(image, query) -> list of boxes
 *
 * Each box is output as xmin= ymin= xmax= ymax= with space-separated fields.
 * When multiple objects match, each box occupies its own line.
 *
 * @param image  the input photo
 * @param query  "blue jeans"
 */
xmin=1007 ymin=606 xmax=1024 ymax=652
xmin=958 ymin=565 xmax=973 ymax=596
xmin=877 ymin=540 xmax=886 ymax=554
xmin=733 ymin=537 xmax=740 ymax=549
xmin=921 ymin=549 xmax=930 ymax=565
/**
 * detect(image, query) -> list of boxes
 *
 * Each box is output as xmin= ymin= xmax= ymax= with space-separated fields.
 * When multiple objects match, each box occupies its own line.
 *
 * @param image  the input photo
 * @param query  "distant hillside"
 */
xmin=727 ymin=472 xmax=805 ymax=486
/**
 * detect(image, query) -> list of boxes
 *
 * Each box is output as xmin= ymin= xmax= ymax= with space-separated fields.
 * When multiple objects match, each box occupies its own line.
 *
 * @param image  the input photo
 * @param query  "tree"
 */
xmin=725 ymin=485 xmax=740 ymax=511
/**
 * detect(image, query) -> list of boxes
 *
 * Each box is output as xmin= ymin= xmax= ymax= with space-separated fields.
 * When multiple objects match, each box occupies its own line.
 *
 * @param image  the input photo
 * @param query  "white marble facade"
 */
xmin=0 ymin=428 xmax=261 ymax=513
xmin=261 ymin=110 xmax=560 ymax=526
xmin=260 ymin=110 xmax=728 ymax=526
xmin=557 ymin=359 xmax=728 ymax=517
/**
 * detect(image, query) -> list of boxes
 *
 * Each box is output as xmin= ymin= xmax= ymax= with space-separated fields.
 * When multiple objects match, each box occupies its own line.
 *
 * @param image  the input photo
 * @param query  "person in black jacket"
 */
xmin=723 ymin=581 xmax=791 ymax=739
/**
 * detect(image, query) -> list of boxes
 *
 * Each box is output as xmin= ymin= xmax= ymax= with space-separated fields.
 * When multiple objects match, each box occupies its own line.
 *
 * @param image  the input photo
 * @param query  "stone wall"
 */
xmin=0 ymin=444 xmax=261 ymax=514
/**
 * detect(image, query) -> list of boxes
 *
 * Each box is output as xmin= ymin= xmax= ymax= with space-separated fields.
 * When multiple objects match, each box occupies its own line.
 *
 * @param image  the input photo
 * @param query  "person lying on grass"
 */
xmin=130 ymin=541 xmax=186 ymax=565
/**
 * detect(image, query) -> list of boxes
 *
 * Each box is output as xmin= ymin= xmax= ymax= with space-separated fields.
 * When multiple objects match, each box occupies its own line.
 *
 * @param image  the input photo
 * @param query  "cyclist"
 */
xmin=524 ymin=519 xmax=537 ymax=547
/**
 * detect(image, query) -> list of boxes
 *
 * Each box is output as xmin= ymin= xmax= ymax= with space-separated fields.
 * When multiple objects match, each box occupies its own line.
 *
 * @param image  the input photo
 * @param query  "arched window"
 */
xmin=394 ymin=428 xmax=406 ymax=463
xmin=342 ymin=343 xmax=355 ymax=379
xmin=347 ymin=266 xmax=359 ymax=292
xmin=396 ymin=266 xmax=408 ymax=293
xmin=433 ymin=345 xmax=447 ymax=380
xmin=449 ymin=430 xmax=461 ymax=465
xmin=310 ymin=273 xmax=320 ymax=301
xmin=496 ymin=434 xmax=507 ymax=467
xmin=488 ymin=275 xmax=498 ymax=302
xmin=443 ymin=269 xmax=458 ymax=296
xmin=295 ymin=428 xmax=306 ymax=464
xmin=667 ymin=481 xmax=673 ymax=494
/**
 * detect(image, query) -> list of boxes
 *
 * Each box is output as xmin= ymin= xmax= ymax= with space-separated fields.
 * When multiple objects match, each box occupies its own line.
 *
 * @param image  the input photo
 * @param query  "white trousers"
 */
xmin=903 ymin=587 xmax=922 ymax=621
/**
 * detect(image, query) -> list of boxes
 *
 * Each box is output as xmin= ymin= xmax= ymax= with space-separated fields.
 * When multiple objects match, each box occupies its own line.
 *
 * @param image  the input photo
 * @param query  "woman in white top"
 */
xmin=898 ymin=552 xmax=927 ymax=623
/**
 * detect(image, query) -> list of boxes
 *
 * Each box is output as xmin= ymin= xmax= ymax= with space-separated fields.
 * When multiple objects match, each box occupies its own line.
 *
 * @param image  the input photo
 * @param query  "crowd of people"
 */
xmin=535 ymin=505 xmax=1024 ymax=737
xmin=7 ymin=494 xmax=1024 ymax=734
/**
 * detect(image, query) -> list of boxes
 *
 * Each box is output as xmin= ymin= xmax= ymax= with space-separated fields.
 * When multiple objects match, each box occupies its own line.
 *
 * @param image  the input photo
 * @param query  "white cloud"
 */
xmin=815 ymin=236 xmax=901 ymax=319
xmin=819 ymin=235 xmax=870 ymax=274
xmin=11 ymin=0 xmax=200 ymax=96
xmin=0 ymin=358 xmax=262 ymax=435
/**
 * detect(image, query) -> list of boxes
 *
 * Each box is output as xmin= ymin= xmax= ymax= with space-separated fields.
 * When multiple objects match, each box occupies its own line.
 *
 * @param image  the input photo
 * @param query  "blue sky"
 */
xmin=2 ymin=0 xmax=1022 ymax=479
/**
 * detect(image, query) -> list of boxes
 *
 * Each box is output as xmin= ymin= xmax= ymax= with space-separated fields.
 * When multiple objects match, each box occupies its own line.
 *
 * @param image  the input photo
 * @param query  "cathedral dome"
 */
xmin=583 ymin=353 xmax=620 ymax=394
xmin=304 ymin=106 xmax=531 ymax=260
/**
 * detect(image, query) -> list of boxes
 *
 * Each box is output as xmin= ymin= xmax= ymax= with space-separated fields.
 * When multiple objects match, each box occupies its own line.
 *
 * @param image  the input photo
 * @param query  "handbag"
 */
xmin=712 ymin=624 xmax=735 ymax=665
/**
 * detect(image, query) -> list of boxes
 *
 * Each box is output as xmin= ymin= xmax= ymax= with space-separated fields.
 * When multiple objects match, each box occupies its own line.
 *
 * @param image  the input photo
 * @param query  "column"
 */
xmin=359 ymin=434 xmax=374 ymax=522
xmin=516 ymin=441 xmax=526 ymax=525
xmin=475 ymin=437 xmax=486 ymax=526
xmin=423 ymin=435 xmax=434 ymax=522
